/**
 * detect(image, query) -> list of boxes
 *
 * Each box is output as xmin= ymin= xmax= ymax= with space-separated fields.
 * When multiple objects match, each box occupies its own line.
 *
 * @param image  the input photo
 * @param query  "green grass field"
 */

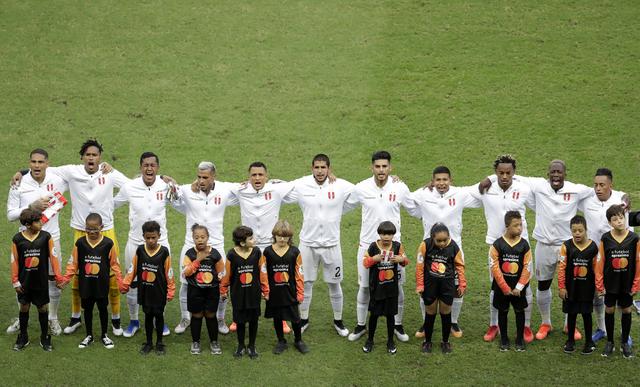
xmin=1 ymin=1 xmax=639 ymax=385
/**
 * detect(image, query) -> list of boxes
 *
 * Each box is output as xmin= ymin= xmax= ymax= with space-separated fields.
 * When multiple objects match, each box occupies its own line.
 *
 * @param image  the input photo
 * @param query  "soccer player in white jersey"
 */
xmin=113 ymin=152 xmax=176 ymax=337
xmin=171 ymin=161 xmax=239 ymax=335
xmin=7 ymin=149 xmax=68 ymax=336
xmin=407 ymin=165 xmax=481 ymax=339
xmin=287 ymin=154 xmax=354 ymax=337
xmin=344 ymin=151 xmax=418 ymax=342
xmin=578 ymin=168 xmax=630 ymax=342
xmin=470 ymin=155 xmax=534 ymax=343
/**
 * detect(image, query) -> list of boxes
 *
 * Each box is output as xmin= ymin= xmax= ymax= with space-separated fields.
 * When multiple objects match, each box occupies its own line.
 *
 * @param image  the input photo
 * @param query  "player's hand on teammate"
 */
xmin=558 ymin=289 xmax=568 ymax=300
xmin=11 ymin=171 xmax=23 ymax=187
xmin=29 ymin=197 xmax=50 ymax=212
xmin=100 ymin=162 xmax=113 ymax=174
xmin=478 ymin=177 xmax=492 ymax=194
xmin=621 ymin=194 xmax=631 ymax=211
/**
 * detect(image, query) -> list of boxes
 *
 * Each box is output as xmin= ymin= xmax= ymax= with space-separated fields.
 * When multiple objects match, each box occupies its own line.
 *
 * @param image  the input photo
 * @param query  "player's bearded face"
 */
xmin=82 ymin=146 xmax=102 ymax=174
xmin=140 ymin=157 xmax=159 ymax=186
xmin=371 ymin=160 xmax=390 ymax=183
xmin=197 ymin=170 xmax=214 ymax=192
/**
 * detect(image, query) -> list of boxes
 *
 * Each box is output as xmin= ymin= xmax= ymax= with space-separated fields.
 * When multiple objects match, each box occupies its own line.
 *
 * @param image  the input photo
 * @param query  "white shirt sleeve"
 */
xmin=113 ymin=183 xmax=129 ymax=209
xmin=342 ymin=185 xmax=361 ymax=214
xmin=461 ymin=185 xmax=482 ymax=208
xmin=6 ymin=187 xmax=27 ymax=222
xmin=401 ymin=186 xmax=421 ymax=218
xmin=110 ymin=167 xmax=131 ymax=189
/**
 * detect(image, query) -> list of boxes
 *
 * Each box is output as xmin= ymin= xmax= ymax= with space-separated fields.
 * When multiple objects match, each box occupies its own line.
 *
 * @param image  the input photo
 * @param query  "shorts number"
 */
xmin=334 ymin=267 xmax=341 ymax=278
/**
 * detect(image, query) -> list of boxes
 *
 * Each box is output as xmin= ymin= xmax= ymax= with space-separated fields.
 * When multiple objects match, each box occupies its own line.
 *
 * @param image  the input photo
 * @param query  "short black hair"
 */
xmin=432 ymin=166 xmax=451 ymax=177
xmin=140 ymin=152 xmax=159 ymax=165
xmin=493 ymin=154 xmax=516 ymax=170
xmin=606 ymin=204 xmax=625 ymax=222
xmin=430 ymin=223 xmax=450 ymax=239
xmin=248 ymin=161 xmax=267 ymax=172
xmin=595 ymin=168 xmax=613 ymax=180
xmin=85 ymin=213 xmax=103 ymax=225
xmin=570 ymin=215 xmax=587 ymax=229
xmin=504 ymin=210 xmax=522 ymax=227
xmin=19 ymin=208 xmax=41 ymax=226
xmin=191 ymin=223 xmax=209 ymax=236
xmin=371 ymin=151 xmax=391 ymax=164
xmin=232 ymin=226 xmax=254 ymax=246
xmin=312 ymin=154 xmax=330 ymax=167
xmin=79 ymin=139 xmax=103 ymax=156
xmin=377 ymin=221 xmax=396 ymax=236
xmin=142 ymin=220 xmax=161 ymax=234
xmin=30 ymin=148 xmax=49 ymax=159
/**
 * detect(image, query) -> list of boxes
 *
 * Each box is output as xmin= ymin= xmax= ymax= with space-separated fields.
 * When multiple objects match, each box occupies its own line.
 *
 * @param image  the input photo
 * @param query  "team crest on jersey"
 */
xmin=512 ymin=192 xmax=520 ymax=200
xmin=47 ymin=183 xmax=54 ymax=192
xmin=563 ymin=193 xmax=571 ymax=201
xmin=156 ymin=191 xmax=164 ymax=200
xmin=328 ymin=191 xmax=335 ymax=200
xmin=264 ymin=192 xmax=272 ymax=201
xmin=448 ymin=198 xmax=456 ymax=206
xmin=213 ymin=196 xmax=221 ymax=205
xmin=389 ymin=193 xmax=396 ymax=202
xmin=98 ymin=177 xmax=106 ymax=185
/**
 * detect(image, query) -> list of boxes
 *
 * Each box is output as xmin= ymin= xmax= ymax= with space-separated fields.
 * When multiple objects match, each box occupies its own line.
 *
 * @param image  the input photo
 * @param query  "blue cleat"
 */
xmin=592 ymin=329 xmax=606 ymax=343
xmin=163 ymin=324 xmax=170 ymax=337
xmin=123 ymin=320 xmax=140 ymax=338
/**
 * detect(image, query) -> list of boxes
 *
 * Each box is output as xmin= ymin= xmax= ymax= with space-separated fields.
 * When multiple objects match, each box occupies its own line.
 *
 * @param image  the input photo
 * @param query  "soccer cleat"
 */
xmin=101 ymin=335 xmax=114 ymax=349
xmin=601 ymin=341 xmax=615 ymax=357
xmin=63 ymin=317 xmax=82 ymax=335
xmin=415 ymin=326 xmax=425 ymax=339
xmin=387 ymin=340 xmax=398 ymax=354
xmin=78 ymin=335 xmax=93 ymax=348
xmin=394 ymin=325 xmax=409 ymax=342
xmin=233 ymin=345 xmax=245 ymax=358
xmin=627 ymin=335 xmax=633 ymax=346
xmin=210 ymin=341 xmax=222 ymax=355
xmin=49 ymin=319 xmax=62 ymax=336
xmin=499 ymin=340 xmax=511 ymax=352
xmin=123 ymin=320 xmax=140 ymax=338
xmin=592 ymin=329 xmax=606 ymax=342
xmin=523 ymin=326 xmax=534 ymax=344
xmin=294 ymin=340 xmax=310 ymax=354
xmin=362 ymin=339 xmax=374 ymax=353
xmin=13 ymin=333 xmax=29 ymax=351
xmin=483 ymin=325 xmax=499 ymax=342
xmin=7 ymin=318 xmax=20 ymax=334
xmin=535 ymin=323 xmax=552 ymax=340
xmin=273 ymin=340 xmax=288 ymax=355
xmin=218 ymin=319 xmax=229 ymax=335
xmin=563 ymin=340 xmax=575 ymax=353
xmin=421 ymin=341 xmax=432 ymax=354
xmin=300 ymin=319 xmax=310 ymax=333
xmin=111 ymin=319 xmax=123 ymax=337
xmin=515 ymin=342 xmax=526 ymax=352
xmin=283 ymin=321 xmax=291 ymax=334
xmin=140 ymin=342 xmax=154 ymax=355
xmin=333 ymin=320 xmax=349 ymax=337
xmin=175 ymin=318 xmax=190 ymax=334
xmin=441 ymin=341 xmax=452 ymax=354
xmin=40 ymin=335 xmax=53 ymax=351
xmin=247 ymin=345 xmax=259 ymax=359
xmin=450 ymin=323 xmax=463 ymax=338
xmin=229 ymin=322 xmax=237 ymax=333
xmin=190 ymin=341 xmax=201 ymax=355
xmin=581 ymin=341 xmax=596 ymax=355
xmin=563 ymin=325 xmax=582 ymax=341
xmin=621 ymin=342 xmax=634 ymax=359
xmin=348 ymin=325 xmax=367 ymax=341
xmin=162 ymin=324 xmax=170 ymax=337
xmin=155 ymin=342 xmax=166 ymax=355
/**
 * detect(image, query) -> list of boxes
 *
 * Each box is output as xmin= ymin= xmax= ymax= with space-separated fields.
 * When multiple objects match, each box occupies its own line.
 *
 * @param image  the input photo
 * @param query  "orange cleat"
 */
xmin=523 ymin=326 xmax=534 ymax=343
xmin=483 ymin=325 xmax=499 ymax=342
xmin=563 ymin=325 xmax=582 ymax=341
xmin=283 ymin=321 xmax=291 ymax=334
xmin=229 ymin=322 xmax=237 ymax=332
xmin=535 ymin=323 xmax=553 ymax=340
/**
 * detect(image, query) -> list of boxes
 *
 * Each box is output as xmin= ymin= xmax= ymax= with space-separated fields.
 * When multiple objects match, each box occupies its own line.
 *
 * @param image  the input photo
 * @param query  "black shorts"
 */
xmin=562 ymin=300 xmax=593 ymax=314
xmin=265 ymin=304 xmax=301 ymax=321
xmin=81 ymin=297 xmax=108 ymax=310
xmin=187 ymin=286 xmax=220 ymax=313
xmin=493 ymin=291 xmax=527 ymax=311
xmin=369 ymin=297 xmax=398 ymax=317
xmin=142 ymin=305 xmax=166 ymax=315
xmin=604 ymin=293 xmax=633 ymax=308
xmin=233 ymin=308 xmax=260 ymax=324
xmin=17 ymin=288 xmax=49 ymax=307
xmin=422 ymin=276 xmax=455 ymax=306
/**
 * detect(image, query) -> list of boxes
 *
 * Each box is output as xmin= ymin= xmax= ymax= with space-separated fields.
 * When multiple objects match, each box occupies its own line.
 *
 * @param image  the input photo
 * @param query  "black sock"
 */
xmin=515 ymin=310 xmax=524 ymax=345
xmin=605 ymin=312 xmax=615 ymax=343
xmin=249 ymin=319 xmax=258 ymax=348
xmin=237 ymin=322 xmax=246 ymax=347
xmin=621 ymin=312 xmax=632 ymax=344
xmin=292 ymin=320 xmax=302 ymax=342
xmin=19 ymin=311 xmax=29 ymax=337
xmin=38 ymin=311 xmax=48 ymax=340
xmin=84 ymin=302 xmax=94 ymax=337
xmin=368 ymin=314 xmax=378 ymax=341
xmin=441 ymin=313 xmax=452 ymax=343
xmin=274 ymin=318 xmax=285 ymax=342
xmin=191 ymin=316 xmax=203 ymax=343
xmin=424 ymin=313 xmax=436 ymax=342
xmin=386 ymin=315 xmax=394 ymax=343
xmin=205 ymin=316 xmax=218 ymax=342
xmin=498 ymin=309 xmax=508 ymax=345
xmin=155 ymin=313 xmax=164 ymax=344
xmin=98 ymin=303 xmax=108 ymax=337
xmin=582 ymin=313 xmax=593 ymax=343
xmin=145 ymin=312 xmax=154 ymax=344
xmin=566 ymin=313 xmax=577 ymax=344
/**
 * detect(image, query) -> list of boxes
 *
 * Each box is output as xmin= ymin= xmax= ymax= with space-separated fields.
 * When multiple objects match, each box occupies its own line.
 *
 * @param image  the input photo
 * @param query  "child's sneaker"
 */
xmin=13 ymin=333 xmax=29 ymax=351
xmin=441 ymin=341 xmax=452 ymax=354
xmin=601 ymin=341 xmax=615 ymax=357
xmin=333 ymin=320 xmax=348 ymax=337
xmin=348 ymin=325 xmax=367 ymax=341
xmin=111 ymin=319 xmax=123 ymax=337
xmin=155 ymin=342 xmax=166 ymax=355
xmin=421 ymin=341 xmax=432 ymax=354
xmin=362 ymin=339 xmax=374 ymax=353
xmin=581 ymin=341 xmax=596 ymax=355
xmin=123 ymin=320 xmax=139 ymax=338
xmin=78 ymin=335 xmax=93 ymax=348
xmin=387 ymin=340 xmax=397 ymax=354
xmin=49 ymin=319 xmax=62 ymax=336
xmin=40 ymin=335 xmax=53 ymax=351
xmin=499 ymin=340 xmax=511 ymax=352
xmin=233 ymin=345 xmax=245 ymax=358
xmin=190 ymin=341 xmax=201 ymax=355
xmin=450 ymin=323 xmax=463 ymax=338
xmin=294 ymin=340 xmax=310 ymax=354
xmin=563 ymin=340 xmax=575 ymax=354
xmin=174 ymin=318 xmax=190 ymax=334
xmin=210 ymin=341 xmax=222 ymax=355
xmin=415 ymin=326 xmax=425 ymax=339
xmin=273 ymin=340 xmax=288 ymax=355
xmin=621 ymin=342 xmax=634 ymax=359
xmin=247 ymin=345 xmax=259 ymax=359
xmin=63 ymin=317 xmax=82 ymax=334
xmin=483 ymin=325 xmax=499 ymax=342
xmin=101 ymin=335 xmax=114 ymax=349
xmin=515 ymin=341 xmax=526 ymax=352
xmin=162 ymin=324 xmax=170 ymax=337
xmin=393 ymin=325 xmax=409 ymax=342
xmin=140 ymin=342 xmax=153 ymax=355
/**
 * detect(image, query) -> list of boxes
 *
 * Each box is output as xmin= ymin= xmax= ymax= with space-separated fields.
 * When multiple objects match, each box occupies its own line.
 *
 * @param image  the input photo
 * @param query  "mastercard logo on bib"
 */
xmin=274 ymin=272 xmax=290 ymax=283
xmin=25 ymin=257 xmax=40 ymax=268
xmin=141 ymin=271 xmax=156 ymax=282
xmin=573 ymin=266 xmax=588 ymax=277
xmin=240 ymin=272 xmax=253 ymax=284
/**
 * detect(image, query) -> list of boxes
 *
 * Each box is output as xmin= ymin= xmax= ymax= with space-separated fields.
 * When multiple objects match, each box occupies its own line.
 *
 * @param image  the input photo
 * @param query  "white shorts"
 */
xmin=357 ymin=241 xmax=405 ymax=287
xmin=299 ymin=243 xmax=343 ymax=283
xmin=534 ymin=242 xmax=561 ymax=281
xmin=178 ymin=242 xmax=225 ymax=284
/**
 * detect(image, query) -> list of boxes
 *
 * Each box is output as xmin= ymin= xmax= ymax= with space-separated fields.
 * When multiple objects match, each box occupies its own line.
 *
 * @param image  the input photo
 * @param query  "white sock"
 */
xmin=537 ymin=288 xmax=552 ymax=325
xmin=48 ymin=280 xmax=61 ymax=321
xmin=327 ymin=282 xmax=343 ymax=320
xmin=216 ymin=297 xmax=227 ymax=321
xmin=594 ymin=294 xmax=606 ymax=332
xmin=525 ymin=287 xmax=533 ymax=327
xmin=489 ymin=290 xmax=498 ymax=326
xmin=452 ymin=297 xmax=463 ymax=324
xmin=127 ymin=289 xmax=139 ymax=321
xmin=356 ymin=286 xmax=369 ymax=326
xmin=179 ymin=283 xmax=190 ymax=320
xmin=300 ymin=281 xmax=314 ymax=320
xmin=420 ymin=297 xmax=426 ymax=322
xmin=394 ymin=286 xmax=405 ymax=326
